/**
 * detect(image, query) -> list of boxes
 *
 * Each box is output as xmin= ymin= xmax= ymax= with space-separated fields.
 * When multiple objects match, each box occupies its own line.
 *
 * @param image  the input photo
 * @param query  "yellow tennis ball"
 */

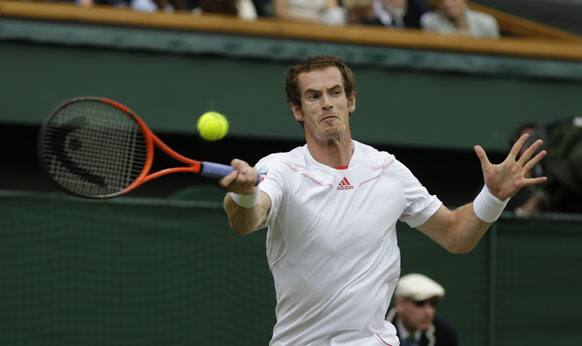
xmin=197 ymin=111 xmax=229 ymax=141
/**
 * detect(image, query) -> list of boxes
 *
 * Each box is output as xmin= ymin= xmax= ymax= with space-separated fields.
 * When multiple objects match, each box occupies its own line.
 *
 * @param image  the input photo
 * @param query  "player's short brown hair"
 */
xmin=285 ymin=55 xmax=356 ymax=107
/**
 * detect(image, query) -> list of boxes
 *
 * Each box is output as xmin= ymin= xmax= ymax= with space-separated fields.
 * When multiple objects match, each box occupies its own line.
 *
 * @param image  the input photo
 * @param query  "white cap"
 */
xmin=394 ymin=273 xmax=445 ymax=301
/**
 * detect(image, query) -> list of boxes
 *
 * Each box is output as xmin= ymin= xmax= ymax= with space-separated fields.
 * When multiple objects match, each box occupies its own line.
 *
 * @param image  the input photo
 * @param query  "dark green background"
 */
xmin=1 ymin=192 xmax=581 ymax=346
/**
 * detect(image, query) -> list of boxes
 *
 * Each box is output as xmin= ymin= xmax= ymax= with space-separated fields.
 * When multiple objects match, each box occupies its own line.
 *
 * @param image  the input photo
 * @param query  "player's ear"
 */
xmin=348 ymin=93 xmax=356 ymax=113
xmin=290 ymin=102 xmax=304 ymax=122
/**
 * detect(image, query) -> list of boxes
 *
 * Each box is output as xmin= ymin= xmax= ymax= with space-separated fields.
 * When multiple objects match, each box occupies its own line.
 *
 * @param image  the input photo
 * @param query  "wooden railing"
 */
xmin=1 ymin=0 xmax=582 ymax=61
xmin=468 ymin=2 xmax=580 ymax=42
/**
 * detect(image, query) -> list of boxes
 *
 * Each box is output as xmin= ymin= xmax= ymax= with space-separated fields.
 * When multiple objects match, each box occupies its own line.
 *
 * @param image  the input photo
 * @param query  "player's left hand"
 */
xmin=474 ymin=133 xmax=547 ymax=200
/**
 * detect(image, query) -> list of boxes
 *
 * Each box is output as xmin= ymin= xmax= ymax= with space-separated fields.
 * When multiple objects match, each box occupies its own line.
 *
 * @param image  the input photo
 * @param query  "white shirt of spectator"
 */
xmin=421 ymin=9 xmax=500 ymax=38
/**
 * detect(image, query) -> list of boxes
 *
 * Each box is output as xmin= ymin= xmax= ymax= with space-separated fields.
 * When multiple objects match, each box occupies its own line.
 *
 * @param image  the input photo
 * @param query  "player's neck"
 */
xmin=306 ymin=135 xmax=353 ymax=168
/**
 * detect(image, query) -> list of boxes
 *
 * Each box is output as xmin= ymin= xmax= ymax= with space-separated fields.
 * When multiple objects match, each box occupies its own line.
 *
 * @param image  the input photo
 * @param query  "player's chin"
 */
xmin=318 ymin=129 xmax=342 ymax=140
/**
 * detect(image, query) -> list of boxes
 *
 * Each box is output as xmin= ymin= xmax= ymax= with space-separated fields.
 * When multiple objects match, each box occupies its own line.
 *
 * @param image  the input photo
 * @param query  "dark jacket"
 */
xmin=386 ymin=308 xmax=459 ymax=346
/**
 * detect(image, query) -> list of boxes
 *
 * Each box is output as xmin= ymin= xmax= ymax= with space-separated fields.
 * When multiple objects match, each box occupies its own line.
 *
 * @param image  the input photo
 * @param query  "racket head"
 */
xmin=38 ymin=97 xmax=153 ymax=199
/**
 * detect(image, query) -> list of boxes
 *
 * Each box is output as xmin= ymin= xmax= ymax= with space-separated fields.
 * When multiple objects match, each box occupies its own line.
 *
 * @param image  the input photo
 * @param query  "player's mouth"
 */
xmin=320 ymin=114 xmax=338 ymax=122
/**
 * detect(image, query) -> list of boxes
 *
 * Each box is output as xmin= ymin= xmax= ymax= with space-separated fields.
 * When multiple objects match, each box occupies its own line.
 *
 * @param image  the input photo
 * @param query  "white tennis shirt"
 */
xmin=256 ymin=141 xmax=442 ymax=346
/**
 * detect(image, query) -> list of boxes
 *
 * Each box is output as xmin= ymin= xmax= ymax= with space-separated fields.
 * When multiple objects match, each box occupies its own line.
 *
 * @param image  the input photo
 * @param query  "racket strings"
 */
xmin=41 ymin=100 xmax=148 ymax=197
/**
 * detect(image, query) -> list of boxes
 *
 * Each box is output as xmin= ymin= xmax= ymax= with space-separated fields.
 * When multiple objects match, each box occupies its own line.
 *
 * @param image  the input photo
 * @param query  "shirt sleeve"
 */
xmin=255 ymin=155 xmax=287 ymax=227
xmin=396 ymin=161 xmax=443 ymax=228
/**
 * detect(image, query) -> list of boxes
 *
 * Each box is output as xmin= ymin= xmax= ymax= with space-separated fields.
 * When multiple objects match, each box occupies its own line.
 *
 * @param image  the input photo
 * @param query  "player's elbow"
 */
xmin=443 ymin=214 xmax=477 ymax=254
xmin=228 ymin=221 xmax=254 ymax=236
xmin=446 ymin=242 xmax=476 ymax=254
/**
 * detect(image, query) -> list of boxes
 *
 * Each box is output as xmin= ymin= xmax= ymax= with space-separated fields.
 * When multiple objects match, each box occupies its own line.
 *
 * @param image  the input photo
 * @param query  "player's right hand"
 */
xmin=219 ymin=159 xmax=258 ymax=195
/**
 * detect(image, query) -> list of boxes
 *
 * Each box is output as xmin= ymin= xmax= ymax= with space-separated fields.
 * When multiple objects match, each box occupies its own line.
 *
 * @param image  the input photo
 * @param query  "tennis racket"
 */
xmin=38 ymin=97 xmax=242 ymax=199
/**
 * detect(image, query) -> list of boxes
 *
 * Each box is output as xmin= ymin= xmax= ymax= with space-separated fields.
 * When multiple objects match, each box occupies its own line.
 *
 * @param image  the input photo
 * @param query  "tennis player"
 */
xmin=220 ymin=55 xmax=546 ymax=346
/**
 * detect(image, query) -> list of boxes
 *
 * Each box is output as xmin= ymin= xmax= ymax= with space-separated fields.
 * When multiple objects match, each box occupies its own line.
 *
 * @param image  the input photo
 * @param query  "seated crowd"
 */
xmin=74 ymin=0 xmax=500 ymax=38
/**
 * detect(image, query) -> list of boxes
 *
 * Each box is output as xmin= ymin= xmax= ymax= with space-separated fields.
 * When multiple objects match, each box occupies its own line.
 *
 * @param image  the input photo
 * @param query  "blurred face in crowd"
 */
xmin=439 ymin=0 xmax=467 ymax=20
xmin=396 ymin=297 xmax=439 ymax=332
xmin=382 ymin=0 xmax=407 ymax=17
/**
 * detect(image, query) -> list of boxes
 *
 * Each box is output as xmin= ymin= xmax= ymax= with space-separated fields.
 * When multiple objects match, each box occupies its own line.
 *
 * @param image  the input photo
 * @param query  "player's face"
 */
xmin=397 ymin=298 xmax=437 ymax=332
xmin=291 ymin=67 xmax=356 ymax=142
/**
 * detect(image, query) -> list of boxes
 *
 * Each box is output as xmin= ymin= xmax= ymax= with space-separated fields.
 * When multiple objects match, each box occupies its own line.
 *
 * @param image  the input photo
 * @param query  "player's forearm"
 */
xmin=447 ymin=203 xmax=492 ymax=253
xmin=223 ymin=193 xmax=268 ymax=235
xmin=448 ymin=186 xmax=509 ymax=252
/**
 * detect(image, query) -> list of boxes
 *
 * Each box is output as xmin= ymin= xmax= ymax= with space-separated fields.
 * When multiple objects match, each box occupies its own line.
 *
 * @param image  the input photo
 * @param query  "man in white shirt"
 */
xmin=220 ymin=55 xmax=546 ymax=345
xmin=421 ymin=0 xmax=499 ymax=38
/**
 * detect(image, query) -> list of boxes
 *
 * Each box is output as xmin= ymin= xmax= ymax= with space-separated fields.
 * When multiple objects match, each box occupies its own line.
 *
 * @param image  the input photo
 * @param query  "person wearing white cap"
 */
xmin=386 ymin=273 xmax=458 ymax=346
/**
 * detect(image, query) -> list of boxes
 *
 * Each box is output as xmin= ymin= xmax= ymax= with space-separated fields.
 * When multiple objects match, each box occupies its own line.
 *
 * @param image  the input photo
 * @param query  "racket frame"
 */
xmin=38 ymin=97 xmax=234 ymax=199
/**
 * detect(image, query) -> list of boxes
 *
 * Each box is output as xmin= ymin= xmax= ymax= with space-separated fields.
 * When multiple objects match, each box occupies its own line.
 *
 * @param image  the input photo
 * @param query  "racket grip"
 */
xmin=201 ymin=162 xmax=234 ymax=179
xmin=201 ymin=161 xmax=261 ymax=185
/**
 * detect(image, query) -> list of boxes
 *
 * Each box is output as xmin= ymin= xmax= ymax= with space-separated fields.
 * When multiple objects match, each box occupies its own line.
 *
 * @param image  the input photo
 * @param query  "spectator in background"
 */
xmin=507 ymin=117 xmax=582 ymax=215
xmin=197 ymin=0 xmax=257 ymax=19
xmin=130 ymin=0 xmax=257 ymax=20
xmin=386 ymin=273 xmax=459 ymax=346
xmin=345 ymin=0 xmax=427 ymax=28
xmin=420 ymin=0 xmax=499 ymax=38
xmin=273 ymin=0 xmax=346 ymax=25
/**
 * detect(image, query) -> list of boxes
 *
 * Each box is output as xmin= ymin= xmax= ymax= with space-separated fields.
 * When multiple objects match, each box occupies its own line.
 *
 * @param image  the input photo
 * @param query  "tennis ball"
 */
xmin=197 ymin=111 xmax=229 ymax=141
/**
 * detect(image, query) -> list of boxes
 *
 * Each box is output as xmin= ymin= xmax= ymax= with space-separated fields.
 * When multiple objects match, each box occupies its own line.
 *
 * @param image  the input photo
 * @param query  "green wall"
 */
xmin=1 ymin=191 xmax=581 ymax=346
xmin=1 ymin=18 xmax=582 ymax=150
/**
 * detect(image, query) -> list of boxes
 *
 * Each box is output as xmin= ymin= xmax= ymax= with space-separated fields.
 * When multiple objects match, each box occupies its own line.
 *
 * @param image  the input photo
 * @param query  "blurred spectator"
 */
xmin=386 ymin=273 xmax=459 ymax=346
xmin=198 ymin=0 xmax=257 ymax=19
xmin=420 ymin=0 xmax=499 ymax=38
xmin=507 ymin=116 xmax=582 ymax=215
xmin=251 ymin=0 xmax=271 ymax=17
xmin=77 ymin=0 xmax=132 ymax=8
xmin=129 ymin=0 xmax=256 ymax=19
xmin=345 ymin=0 xmax=428 ymax=28
xmin=273 ymin=0 xmax=346 ymax=25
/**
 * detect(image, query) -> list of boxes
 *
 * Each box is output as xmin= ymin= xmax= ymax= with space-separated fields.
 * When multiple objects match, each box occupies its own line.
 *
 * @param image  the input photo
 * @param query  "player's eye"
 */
xmin=307 ymin=93 xmax=320 ymax=101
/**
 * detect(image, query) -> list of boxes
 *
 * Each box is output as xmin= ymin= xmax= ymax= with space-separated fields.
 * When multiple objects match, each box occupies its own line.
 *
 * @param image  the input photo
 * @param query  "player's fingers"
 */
xmin=219 ymin=170 xmax=239 ymax=188
xmin=509 ymin=133 xmax=529 ymax=160
xmin=245 ymin=167 xmax=259 ymax=185
xmin=523 ymin=176 xmax=548 ymax=187
xmin=238 ymin=166 xmax=258 ymax=185
xmin=518 ymin=139 xmax=543 ymax=166
xmin=474 ymin=145 xmax=491 ymax=169
xmin=231 ymin=159 xmax=250 ymax=171
xmin=523 ymin=150 xmax=547 ymax=172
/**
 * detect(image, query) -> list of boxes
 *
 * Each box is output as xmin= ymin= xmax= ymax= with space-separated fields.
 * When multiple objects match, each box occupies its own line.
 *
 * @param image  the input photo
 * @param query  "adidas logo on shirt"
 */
xmin=337 ymin=177 xmax=354 ymax=190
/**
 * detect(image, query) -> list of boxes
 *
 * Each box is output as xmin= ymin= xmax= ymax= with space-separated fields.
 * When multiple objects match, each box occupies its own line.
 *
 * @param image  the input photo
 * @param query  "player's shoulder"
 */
xmin=255 ymin=146 xmax=306 ymax=171
xmin=353 ymin=141 xmax=397 ymax=168
xmin=354 ymin=141 xmax=415 ymax=181
xmin=258 ymin=146 xmax=301 ymax=162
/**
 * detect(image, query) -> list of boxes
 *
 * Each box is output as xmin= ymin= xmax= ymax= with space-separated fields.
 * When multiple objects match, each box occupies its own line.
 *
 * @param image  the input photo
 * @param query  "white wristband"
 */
xmin=473 ymin=186 xmax=510 ymax=223
xmin=230 ymin=190 xmax=258 ymax=208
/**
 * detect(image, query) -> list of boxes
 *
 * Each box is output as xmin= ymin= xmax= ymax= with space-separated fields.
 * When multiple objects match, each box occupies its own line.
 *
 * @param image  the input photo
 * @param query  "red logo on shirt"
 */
xmin=337 ymin=177 xmax=353 ymax=190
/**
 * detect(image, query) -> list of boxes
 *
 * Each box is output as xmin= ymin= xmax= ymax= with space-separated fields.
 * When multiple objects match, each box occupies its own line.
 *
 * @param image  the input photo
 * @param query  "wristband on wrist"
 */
xmin=230 ymin=190 xmax=258 ymax=208
xmin=473 ymin=185 xmax=510 ymax=223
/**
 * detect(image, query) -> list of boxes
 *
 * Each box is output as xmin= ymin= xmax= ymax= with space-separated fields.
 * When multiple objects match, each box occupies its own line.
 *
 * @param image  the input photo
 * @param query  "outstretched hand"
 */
xmin=474 ymin=133 xmax=547 ymax=201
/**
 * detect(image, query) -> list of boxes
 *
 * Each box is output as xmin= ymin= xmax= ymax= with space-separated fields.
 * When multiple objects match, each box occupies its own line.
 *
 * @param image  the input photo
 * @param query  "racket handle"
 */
xmin=201 ymin=161 xmax=261 ymax=185
xmin=201 ymin=162 xmax=234 ymax=179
